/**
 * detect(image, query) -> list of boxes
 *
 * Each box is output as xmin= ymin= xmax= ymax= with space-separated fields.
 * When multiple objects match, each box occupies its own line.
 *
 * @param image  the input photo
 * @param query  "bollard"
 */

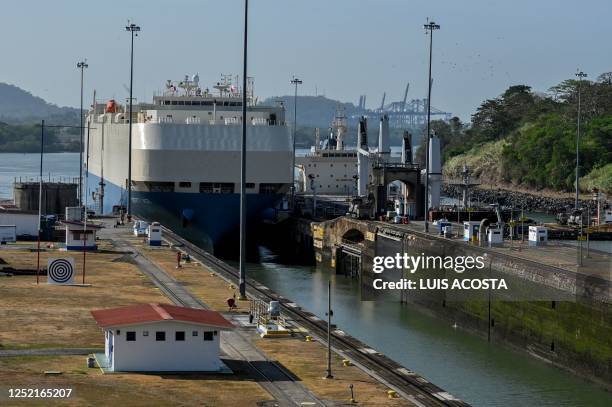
xmin=229 ymin=283 xmax=235 ymax=290
xmin=387 ymin=390 xmax=398 ymax=399
xmin=342 ymin=359 xmax=352 ymax=367
xmin=305 ymin=335 xmax=313 ymax=342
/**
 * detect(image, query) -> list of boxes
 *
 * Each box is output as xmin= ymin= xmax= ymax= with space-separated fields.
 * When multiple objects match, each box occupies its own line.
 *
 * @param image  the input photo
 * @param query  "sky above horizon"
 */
xmin=0 ymin=0 xmax=610 ymax=121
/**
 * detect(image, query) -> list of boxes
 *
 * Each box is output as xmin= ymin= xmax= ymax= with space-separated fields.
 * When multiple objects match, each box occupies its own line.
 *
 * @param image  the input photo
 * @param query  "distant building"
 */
xmin=91 ymin=303 xmax=234 ymax=372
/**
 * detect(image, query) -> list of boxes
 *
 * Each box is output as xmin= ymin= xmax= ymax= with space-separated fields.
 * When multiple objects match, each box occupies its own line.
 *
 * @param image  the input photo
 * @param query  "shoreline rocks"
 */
xmin=441 ymin=184 xmax=595 ymax=214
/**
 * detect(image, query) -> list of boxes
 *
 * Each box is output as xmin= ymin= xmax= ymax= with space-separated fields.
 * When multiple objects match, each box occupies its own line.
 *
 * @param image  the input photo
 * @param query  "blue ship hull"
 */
xmin=86 ymin=173 xmax=282 ymax=254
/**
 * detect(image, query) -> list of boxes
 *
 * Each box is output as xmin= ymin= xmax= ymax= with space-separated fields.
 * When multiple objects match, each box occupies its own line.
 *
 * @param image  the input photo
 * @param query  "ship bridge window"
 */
xmin=192 ymin=101 xmax=201 ymax=106
xmin=178 ymin=182 xmax=192 ymax=188
xmin=259 ymin=183 xmax=283 ymax=194
xmin=171 ymin=101 xmax=178 ymax=105
xmin=199 ymin=182 xmax=234 ymax=194
xmin=246 ymin=183 xmax=255 ymax=189
xmin=164 ymin=100 xmax=171 ymax=105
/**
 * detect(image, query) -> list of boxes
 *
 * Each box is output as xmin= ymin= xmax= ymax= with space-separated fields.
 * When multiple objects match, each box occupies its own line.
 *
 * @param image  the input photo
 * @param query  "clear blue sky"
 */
xmin=1 ymin=0 xmax=610 ymax=120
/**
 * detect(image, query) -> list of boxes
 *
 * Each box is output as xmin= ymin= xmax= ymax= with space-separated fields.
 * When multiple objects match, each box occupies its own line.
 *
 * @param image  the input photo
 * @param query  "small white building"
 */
xmin=0 ymin=209 xmax=38 ymax=238
xmin=91 ymin=303 xmax=234 ymax=372
xmin=63 ymin=220 xmax=102 ymax=251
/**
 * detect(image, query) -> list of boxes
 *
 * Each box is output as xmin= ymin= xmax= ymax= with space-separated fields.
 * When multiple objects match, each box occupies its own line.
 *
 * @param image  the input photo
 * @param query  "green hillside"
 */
xmin=436 ymin=73 xmax=612 ymax=193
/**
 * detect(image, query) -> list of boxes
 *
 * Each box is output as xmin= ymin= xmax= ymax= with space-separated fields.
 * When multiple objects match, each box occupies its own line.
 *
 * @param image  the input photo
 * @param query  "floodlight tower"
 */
xmin=575 ymin=70 xmax=587 ymax=209
xmin=125 ymin=22 xmax=140 ymax=217
xmin=423 ymin=20 xmax=440 ymax=233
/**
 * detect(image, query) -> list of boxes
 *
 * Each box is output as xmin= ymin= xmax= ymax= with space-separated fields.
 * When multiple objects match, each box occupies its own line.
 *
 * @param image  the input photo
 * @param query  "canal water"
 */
xmin=2 ymin=152 xmax=610 ymax=406
xmin=249 ymin=257 xmax=612 ymax=406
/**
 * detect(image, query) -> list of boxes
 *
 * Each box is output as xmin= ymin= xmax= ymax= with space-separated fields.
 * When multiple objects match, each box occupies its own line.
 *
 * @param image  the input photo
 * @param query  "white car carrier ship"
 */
xmin=85 ymin=74 xmax=292 ymax=254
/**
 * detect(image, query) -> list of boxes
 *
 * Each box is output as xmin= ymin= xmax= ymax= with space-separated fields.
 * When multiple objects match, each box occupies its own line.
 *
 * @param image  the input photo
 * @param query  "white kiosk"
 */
xmin=147 ymin=222 xmax=162 ymax=246
xmin=528 ymin=226 xmax=548 ymax=246
xmin=487 ymin=227 xmax=504 ymax=246
xmin=133 ymin=220 xmax=148 ymax=237
xmin=463 ymin=221 xmax=481 ymax=242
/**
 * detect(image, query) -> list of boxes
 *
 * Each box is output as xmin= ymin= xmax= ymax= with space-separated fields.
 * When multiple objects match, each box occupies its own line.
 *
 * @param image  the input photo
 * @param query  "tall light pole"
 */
xmin=575 ymin=70 xmax=587 ymax=209
xmin=77 ymin=60 xmax=88 ymax=208
xmin=239 ymin=0 xmax=249 ymax=300
xmin=423 ymin=21 xmax=440 ymax=233
xmin=125 ymin=22 xmax=140 ymax=217
xmin=290 ymin=76 xmax=303 ymax=208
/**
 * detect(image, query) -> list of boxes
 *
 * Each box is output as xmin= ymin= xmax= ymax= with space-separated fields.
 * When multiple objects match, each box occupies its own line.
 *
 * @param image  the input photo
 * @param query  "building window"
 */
xmin=203 ymin=331 xmax=214 ymax=341
xmin=126 ymin=331 xmax=136 ymax=341
xmin=179 ymin=182 xmax=192 ymax=188
xmin=116 ymin=330 xmax=121 ymax=335
xmin=143 ymin=331 xmax=149 ymax=337
xmin=175 ymin=331 xmax=185 ymax=341
xmin=192 ymin=331 xmax=198 ymax=337
xmin=156 ymin=331 xmax=166 ymax=341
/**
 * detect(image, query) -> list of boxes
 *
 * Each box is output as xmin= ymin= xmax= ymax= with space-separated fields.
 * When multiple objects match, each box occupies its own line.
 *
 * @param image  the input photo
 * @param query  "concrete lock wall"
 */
xmin=309 ymin=216 xmax=612 ymax=387
xmin=110 ymin=321 xmax=223 ymax=372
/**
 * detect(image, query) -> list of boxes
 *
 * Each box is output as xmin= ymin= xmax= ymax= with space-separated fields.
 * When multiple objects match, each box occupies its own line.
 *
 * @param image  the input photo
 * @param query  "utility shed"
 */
xmin=62 ymin=220 xmax=102 ymax=250
xmin=0 ymin=209 xmax=38 ymax=238
xmin=91 ymin=303 xmax=234 ymax=372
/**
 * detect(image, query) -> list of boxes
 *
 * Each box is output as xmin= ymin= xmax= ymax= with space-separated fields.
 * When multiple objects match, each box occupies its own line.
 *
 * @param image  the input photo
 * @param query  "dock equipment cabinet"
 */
xmin=487 ymin=227 xmax=503 ymax=246
xmin=528 ymin=226 xmax=548 ymax=246
xmin=147 ymin=222 xmax=162 ymax=246
xmin=437 ymin=221 xmax=452 ymax=236
xmin=463 ymin=221 xmax=481 ymax=242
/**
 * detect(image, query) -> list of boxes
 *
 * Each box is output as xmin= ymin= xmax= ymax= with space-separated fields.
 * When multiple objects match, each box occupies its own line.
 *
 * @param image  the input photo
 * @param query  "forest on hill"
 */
xmin=424 ymin=73 xmax=612 ymax=193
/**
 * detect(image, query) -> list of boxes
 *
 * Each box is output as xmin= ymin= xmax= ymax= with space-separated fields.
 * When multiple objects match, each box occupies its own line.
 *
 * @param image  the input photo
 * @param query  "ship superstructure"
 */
xmin=85 ymin=74 xmax=292 ymax=253
xmin=296 ymin=107 xmax=359 ymax=196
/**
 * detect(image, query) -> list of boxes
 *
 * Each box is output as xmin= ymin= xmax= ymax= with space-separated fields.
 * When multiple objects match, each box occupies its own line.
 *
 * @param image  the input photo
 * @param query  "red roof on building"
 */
xmin=90 ymin=303 xmax=234 ymax=330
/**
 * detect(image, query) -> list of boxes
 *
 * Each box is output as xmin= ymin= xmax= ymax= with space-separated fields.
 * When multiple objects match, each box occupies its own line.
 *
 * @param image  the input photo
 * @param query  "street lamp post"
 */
xmin=290 ymin=76 xmax=303 ymax=209
xmin=239 ymin=0 xmax=249 ymax=300
xmin=77 ymin=60 xmax=88 ymax=207
xmin=423 ymin=20 xmax=440 ymax=233
xmin=575 ymin=70 xmax=587 ymax=209
xmin=125 ymin=22 xmax=140 ymax=218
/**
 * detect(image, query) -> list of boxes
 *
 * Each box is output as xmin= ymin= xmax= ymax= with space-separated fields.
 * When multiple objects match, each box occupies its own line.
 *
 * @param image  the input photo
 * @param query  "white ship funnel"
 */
xmin=428 ymin=133 xmax=441 ymax=209
xmin=357 ymin=117 xmax=369 ymax=196
xmin=378 ymin=115 xmax=390 ymax=156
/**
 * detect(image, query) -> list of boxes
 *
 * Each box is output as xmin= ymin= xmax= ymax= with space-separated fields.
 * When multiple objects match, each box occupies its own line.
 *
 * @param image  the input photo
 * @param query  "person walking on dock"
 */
xmin=176 ymin=251 xmax=182 ymax=269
